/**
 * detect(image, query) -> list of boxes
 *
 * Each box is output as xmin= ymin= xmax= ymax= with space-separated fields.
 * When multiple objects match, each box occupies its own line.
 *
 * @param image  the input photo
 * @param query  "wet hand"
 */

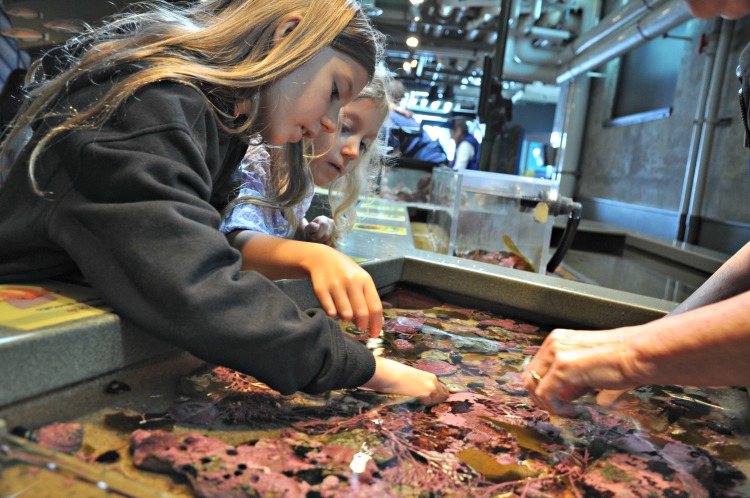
xmin=522 ymin=327 xmax=642 ymax=416
xmin=305 ymin=246 xmax=383 ymax=336
xmin=362 ymin=357 xmax=450 ymax=406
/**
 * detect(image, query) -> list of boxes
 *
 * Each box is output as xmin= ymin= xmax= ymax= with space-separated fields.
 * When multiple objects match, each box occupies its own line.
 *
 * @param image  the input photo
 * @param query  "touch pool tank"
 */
xmin=427 ymin=168 xmax=581 ymax=274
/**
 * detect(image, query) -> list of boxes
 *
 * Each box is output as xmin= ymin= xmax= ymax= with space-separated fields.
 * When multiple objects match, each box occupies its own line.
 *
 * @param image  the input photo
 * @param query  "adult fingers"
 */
xmin=596 ymin=388 xmax=630 ymax=407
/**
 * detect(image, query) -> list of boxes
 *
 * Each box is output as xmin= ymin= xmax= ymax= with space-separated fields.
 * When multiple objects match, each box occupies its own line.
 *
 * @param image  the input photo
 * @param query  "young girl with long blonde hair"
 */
xmin=0 ymin=0 xmax=447 ymax=406
xmin=221 ymin=71 xmax=391 ymax=334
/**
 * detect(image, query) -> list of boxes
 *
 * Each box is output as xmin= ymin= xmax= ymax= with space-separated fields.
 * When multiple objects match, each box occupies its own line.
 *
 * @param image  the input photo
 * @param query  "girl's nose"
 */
xmin=320 ymin=114 xmax=337 ymax=133
xmin=341 ymin=139 xmax=360 ymax=161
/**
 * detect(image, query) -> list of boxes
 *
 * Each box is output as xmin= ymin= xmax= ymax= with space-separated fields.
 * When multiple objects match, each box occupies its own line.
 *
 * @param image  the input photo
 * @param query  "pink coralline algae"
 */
xmin=477 ymin=318 xmax=539 ymax=333
xmin=459 ymin=249 xmax=534 ymax=272
xmin=34 ymin=422 xmax=83 ymax=455
xmin=130 ymin=429 xmax=399 ymax=498
xmin=392 ymin=338 xmax=415 ymax=352
xmin=412 ymin=358 xmax=459 ymax=376
xmin=131 ymin=429 xmax=313 ymax=498
xmin=22 ymin=292 xmax=750 ymax=497
xmin=383 ymin=317 xmax=423 ymax=335
xmin=581 ymin=452 xmax=709 ymax=498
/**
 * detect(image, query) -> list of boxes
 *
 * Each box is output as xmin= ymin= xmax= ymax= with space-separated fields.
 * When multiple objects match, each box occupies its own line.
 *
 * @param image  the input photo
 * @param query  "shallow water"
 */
xmin=1 ymin=288 xmax=748 ymax=497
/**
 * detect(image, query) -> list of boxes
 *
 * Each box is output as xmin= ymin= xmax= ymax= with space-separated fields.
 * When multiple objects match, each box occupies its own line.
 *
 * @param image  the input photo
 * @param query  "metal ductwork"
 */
xmin=555 ymin=0 xmax=693 ymax=85
xmin=556 ymin=0 xmax=669 ymax=63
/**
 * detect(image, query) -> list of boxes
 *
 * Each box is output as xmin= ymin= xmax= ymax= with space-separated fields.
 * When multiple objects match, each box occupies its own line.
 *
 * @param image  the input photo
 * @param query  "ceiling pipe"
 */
xmin=556 ymin=0 xmax=669 ymax=64
xmin=513 ymin=35 xmax=563 ymax=66
xmin=525 ymin=25 xmax=574 ymax=41
xmin=555 ymin=0 xmax=692 ymax=85
xmin=503 ymin=35 xmax=559 ymax=83
xmin=440 ymin=0 xmax=504 ymax=7
xmin=532 ymin=0 xmax=544 ymax=21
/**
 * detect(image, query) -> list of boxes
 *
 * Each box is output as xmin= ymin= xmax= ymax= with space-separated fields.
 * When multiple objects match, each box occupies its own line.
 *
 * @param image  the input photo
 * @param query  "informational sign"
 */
xmin=0 ymin=282 xmax=111 ymax=330
xmin=353 ymin=223 xmax=408 ymax=236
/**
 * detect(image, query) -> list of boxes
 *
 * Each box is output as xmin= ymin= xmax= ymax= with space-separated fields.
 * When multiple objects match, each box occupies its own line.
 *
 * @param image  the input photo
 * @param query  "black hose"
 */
xmin=546 ymin=201 xmax=582 ymax=273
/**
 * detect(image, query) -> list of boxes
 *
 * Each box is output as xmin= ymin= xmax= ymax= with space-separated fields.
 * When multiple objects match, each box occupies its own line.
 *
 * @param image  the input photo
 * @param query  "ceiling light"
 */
xmin=406 ymin=36 xmax=419 ymax=48
xmin=410 ymin=59 xmax=418 ymax=67
xmin=402 ymin=61 xmax=411 ymax=71
xmin=409 ymin=0 xmax=424 ymax=4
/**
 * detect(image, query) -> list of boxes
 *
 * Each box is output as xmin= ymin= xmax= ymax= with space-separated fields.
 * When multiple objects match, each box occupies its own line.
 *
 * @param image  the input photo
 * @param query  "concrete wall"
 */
xmin=575 ymin=10 xmax=750 ymax=254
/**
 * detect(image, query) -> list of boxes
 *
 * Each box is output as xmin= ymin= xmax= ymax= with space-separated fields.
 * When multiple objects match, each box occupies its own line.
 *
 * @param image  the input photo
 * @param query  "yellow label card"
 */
xmin=358 ymin=202 xmax=407 ymax=212
xmin=353 ymin=223 xmax=408 ymax=236
xmin=0 ymin=282 xmax=112 ymax=330
xmin=358 ymin=212 xmax=407 ymax=222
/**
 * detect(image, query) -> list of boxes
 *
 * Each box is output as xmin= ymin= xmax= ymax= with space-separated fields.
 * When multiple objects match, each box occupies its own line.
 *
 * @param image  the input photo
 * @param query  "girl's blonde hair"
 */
xmin=223 ymin=69 xmax=392 ymax=244
xmin=1 ymin=0 xmax=384 ymax=203
xmin=326 ymin=68 xmax=392 ymax=247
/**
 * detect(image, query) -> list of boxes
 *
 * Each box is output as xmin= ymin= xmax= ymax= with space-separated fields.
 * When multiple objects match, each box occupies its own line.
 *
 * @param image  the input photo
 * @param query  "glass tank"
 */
xmin=428 ymin=168 xmax=558 ymax=274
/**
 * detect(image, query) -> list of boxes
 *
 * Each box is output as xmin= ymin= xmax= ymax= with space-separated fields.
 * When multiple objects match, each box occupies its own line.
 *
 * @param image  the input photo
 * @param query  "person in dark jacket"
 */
xmin=450 ymin=118 xmax=480 ymax=170
xmin=386 ymin=79 xmax=448 ymax=164
xmin=0 ymin=0 xmax=448 ymax=405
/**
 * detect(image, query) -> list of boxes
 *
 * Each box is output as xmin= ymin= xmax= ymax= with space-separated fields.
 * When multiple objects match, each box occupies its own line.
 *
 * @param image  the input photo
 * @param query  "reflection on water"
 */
xmin=560 ymin=248 xmax=709 ymax=303
xmin=1 ymin=288 xmax=748 ymax=497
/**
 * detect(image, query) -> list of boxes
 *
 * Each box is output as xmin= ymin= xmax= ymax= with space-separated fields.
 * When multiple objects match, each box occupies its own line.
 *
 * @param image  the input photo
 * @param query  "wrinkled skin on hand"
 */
xmin=683 ymin=0 xmax=750 ymax=18
xmin=522 ymin=327 xmax=642 ymax=416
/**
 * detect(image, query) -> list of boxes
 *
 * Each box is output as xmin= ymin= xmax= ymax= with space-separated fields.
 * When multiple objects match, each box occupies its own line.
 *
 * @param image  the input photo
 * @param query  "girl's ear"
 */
xmin=273 ymin=14 xmax=303 ymax=47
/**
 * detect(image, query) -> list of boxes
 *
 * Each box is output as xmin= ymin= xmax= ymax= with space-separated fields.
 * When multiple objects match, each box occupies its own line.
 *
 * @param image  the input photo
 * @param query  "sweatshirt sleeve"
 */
xmin=43 ymin=83 xmax=376 ymax=395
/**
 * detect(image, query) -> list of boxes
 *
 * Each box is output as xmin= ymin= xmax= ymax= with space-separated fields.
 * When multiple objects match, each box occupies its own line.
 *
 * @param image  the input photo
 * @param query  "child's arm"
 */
xmin=227 ymin=229 xmax=383 ymax=337
xmin=361 ymin=356 xmax=449 ymax=406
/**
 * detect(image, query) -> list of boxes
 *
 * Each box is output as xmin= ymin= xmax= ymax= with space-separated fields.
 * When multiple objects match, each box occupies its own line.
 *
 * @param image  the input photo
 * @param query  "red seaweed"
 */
xmin=34 ymin=422 xmax=83 ymax=454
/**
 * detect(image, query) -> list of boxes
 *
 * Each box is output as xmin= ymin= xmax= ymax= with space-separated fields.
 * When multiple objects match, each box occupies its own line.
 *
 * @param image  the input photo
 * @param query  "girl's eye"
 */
xmin=331 ymin=83 xmax=340 ymax=101
xmin=360 ymin=141 xmax=370 ymax=153
xmin=341 ymin=121 xmax=353 ymax=134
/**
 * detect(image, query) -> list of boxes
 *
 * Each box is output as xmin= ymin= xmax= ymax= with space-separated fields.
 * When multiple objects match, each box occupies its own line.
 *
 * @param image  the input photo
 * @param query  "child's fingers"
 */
xmin=314 ymin=290 xmax=337 ymax=319
xmin=329 ymin=286 xmax=354 ymax=324
xmin=363 ymin=285 xmax=383 ymax=337
xmin=346 ymin=287 xmax=371 ymax=332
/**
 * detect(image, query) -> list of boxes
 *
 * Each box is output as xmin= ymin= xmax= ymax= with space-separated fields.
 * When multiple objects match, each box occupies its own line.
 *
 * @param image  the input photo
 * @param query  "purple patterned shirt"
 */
xmin=220 ymin=145 xmax=313 ymax=237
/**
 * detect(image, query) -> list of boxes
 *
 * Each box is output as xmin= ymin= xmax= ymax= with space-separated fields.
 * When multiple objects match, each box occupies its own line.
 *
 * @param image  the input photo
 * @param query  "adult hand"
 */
xmin=522 ymin=327 xmax=643 ymax=416
xmin=683 ymin=0 xmax=750 ymax=19
xmin=361 ymin=356 xmax=450 ymax=405
xmin=303 ymin=216 xmax=336 ymax=246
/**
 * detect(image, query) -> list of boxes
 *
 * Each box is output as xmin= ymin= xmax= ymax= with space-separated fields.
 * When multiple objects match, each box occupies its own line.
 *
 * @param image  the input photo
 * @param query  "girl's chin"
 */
xmin=312 ymin=173 xmax=335 ymax=187
xmin=260 ymin=131 xmax=291 ymax=147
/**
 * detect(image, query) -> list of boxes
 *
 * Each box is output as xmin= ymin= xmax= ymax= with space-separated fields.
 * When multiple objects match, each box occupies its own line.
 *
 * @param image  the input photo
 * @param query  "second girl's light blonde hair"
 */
xmin=326 ymin=68 xmax=392 ymax=247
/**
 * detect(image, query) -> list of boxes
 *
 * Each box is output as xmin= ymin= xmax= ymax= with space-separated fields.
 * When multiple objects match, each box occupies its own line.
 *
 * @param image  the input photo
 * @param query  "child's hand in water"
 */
xmin=361 ymin=357 xmax=450 ymax=406
xmin=305 ymin=247 xmax=383 ymax=336
xmin=302 ymin=216 xmax=335 ymax=246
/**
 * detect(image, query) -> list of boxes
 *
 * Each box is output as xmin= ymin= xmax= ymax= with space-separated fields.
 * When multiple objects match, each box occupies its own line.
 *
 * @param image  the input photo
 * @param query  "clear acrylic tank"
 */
xmin=428 ymin=167 xmax=559 ymax=274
